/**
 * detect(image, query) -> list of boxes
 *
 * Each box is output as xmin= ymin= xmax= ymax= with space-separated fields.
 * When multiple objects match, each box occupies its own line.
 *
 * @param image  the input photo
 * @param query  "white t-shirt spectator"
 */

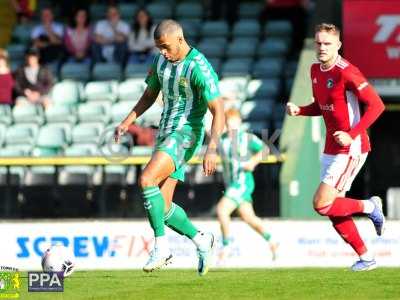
xmin=128 ymin=25 xmax=156 ymax=52
xmin=31 ymin=22 xmax=64 ymax=39
xmin=94 ymin=20 xmax=130 ymax=41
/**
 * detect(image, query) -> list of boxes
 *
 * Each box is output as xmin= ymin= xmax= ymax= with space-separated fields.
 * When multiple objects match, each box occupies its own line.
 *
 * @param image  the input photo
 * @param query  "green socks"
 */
xmin=142 ymin=186 xmax=165 ymax=237
xmin=263 ymin=232 xmax=271 ymax=241
xmin=222 ymin=237 xmax=231 ymax=246
xmin=164 ymin=203 xmax=198 ymax=239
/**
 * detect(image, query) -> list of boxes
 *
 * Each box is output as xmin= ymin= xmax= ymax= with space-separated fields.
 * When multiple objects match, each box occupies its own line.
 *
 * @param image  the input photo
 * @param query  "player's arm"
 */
xmin=334 ymin=68 xmax=385 ymax=146
xmin=286 ymin=100 xmax=321 ymax=116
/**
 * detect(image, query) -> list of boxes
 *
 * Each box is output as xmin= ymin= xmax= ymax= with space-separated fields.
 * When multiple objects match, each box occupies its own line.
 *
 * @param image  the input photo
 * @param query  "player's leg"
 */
xmin=216 ymin=196 xmax=237 ymax=247
xmin=237 ymin=202 xmax=278 ymax=260
xmin=140 ymin=151 xmax=175 ymax=272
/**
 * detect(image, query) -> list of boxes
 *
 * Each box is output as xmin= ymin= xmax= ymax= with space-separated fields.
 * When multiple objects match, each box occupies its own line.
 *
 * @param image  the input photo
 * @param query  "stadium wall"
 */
xmin=1 ymin=219 xmax=399 ymax=270
xmin=279 ymin=38 xmax=325 ymax=218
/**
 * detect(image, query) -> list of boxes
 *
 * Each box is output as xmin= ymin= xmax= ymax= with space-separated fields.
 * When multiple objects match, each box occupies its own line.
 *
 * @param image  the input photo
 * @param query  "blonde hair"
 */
xmin=0 ymin=48 xmax=10 ymax=67
xmin=315 ymin=23 xmax=341 ymax=38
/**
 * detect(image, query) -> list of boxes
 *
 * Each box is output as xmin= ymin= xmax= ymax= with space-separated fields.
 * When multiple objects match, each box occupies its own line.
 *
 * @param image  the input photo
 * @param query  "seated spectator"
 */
xmin=14 ymin=48 xmax=54 ymax=109
xmin=128 ymin=8 xmax=156 ymax=64
xmin=92 ymin=5 xmax=129 ymax=64
xmin=31 ymin=7 xmax=64 ymax=64
xmin=127 ymin=124 xmax=157 ymax=147
xmin=64 ymin=8 xmax=92 ymax=63
xmin=10 ymin=0 xmax=35 ymax=23
xmin=0 ymin=49 xmax=15 ymax=106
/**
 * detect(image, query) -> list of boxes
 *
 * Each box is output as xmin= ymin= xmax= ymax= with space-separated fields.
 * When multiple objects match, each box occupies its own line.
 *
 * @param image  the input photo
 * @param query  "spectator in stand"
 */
xmin=92 ymin=5 xmax=129 ymax=64
xmin=31 ymin=7 xmax=64 ymax=64
xmin=0 ymin=49 xmax=15 ymax=106
xmin=10 ymin=0 xmax=35 ymax=23
xmin=128 ymin=123 xmax=157 ymax=147
xmin=64 ymin=8 xmax=92 ymax=63
xmin=259 ymin=0 xmax=309 ymax=53
xmin=128 ymin=8 xmax=156 ymax=64
xmin=14 ymin=48 xmax=54 ymax=109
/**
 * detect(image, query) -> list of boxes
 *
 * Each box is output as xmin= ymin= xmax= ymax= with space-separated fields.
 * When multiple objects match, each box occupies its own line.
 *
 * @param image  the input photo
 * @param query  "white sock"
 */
xmin=360 ymin=251 xmax=374 ymax=261
xmin=192 ymin=232 xmax=207 ymax=250
xmin=155 ymin=236 xmax=169 ymax=252
xmin=363 ymin=200 xmax=375 ymax=214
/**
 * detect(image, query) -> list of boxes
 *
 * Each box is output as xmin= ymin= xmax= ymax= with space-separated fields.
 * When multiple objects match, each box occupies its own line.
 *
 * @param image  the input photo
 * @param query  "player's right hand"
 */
xmin=114 ymin=122 xmax=129 ymax=143
xmin=286 ymin=102 xmax=300 ymax=116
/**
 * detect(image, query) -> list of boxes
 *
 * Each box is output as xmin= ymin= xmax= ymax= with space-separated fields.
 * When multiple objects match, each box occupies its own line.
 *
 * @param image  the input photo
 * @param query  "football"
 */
xmin=41 ymin=244 xmax=75 ymax=277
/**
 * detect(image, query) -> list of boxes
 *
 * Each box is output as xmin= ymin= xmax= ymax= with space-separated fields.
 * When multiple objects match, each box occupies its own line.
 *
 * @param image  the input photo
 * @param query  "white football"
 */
xmin=41 ymin=244 xmax=75 ymax=277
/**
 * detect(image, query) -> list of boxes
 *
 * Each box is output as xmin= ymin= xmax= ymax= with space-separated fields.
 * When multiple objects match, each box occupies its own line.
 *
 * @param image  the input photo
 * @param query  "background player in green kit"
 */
xmin=217 ymin=108 xmax=277 ymax=261
xmin=114 ymin=20 xmax=225 ymax=275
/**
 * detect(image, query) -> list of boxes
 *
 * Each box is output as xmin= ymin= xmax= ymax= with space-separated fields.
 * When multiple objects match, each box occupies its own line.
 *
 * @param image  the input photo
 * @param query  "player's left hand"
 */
xmin=203 ymin=148 xmax=217 ymax=176
xmin=333 ymin=131 xmax=353 ymax=146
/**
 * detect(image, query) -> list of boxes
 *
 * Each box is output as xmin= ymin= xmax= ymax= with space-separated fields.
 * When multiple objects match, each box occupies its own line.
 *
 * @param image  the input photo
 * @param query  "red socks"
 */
xmin=315 ymin=197 xmax=364 ymax=217
xmin=329 ymin=216 xmax=367 ymax=255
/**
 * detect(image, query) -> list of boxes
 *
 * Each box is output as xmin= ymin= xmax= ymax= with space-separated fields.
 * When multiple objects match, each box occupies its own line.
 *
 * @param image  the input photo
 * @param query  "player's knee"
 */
xmin=139 ymin=173 xmax=157 ymax=189
xmin=216 ymin=202 xmax=228 ymax=219
xmin=240 ymin=213 xmax=254 ymax=224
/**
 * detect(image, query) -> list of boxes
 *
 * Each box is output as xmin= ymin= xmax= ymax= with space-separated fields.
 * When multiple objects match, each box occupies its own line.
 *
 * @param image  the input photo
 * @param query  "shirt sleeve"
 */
xmin=145 ymin=55 xmax=161 ymax=92
xmin=191 ymin=62 xmax=220 ymax=103
xmin=299 ymin=100 xmax=321 ymax=116
xmin=248 ymin=133 xmax=264 ymax=153
xmin=344 ymin=66 xmax=385 ymax=139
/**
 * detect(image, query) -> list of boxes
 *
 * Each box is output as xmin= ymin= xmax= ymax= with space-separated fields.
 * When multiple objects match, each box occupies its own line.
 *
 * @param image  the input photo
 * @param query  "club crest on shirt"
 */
xmin=327 ymin=78 xmax=334 ymax=88
xmin=179 ymin=77 xmax=188 ymax=87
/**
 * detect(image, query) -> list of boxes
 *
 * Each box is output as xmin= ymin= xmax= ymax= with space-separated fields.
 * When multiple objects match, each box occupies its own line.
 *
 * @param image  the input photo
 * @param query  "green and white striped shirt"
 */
xmin=145 ymin=48 xmax=220 ymax=138
xmin=220 ymin=129 xmax=264 ymax=186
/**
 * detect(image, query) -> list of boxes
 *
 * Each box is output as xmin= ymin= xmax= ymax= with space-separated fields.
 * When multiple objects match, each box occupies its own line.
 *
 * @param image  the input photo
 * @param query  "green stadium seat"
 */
xmin=12 ymin=104 xmax=44 ymax=125
xmin=140 ymin=103 xmax=162 ymax=127
xmin=199 ymin=37 xmax=228 ymax=47
xmin=45 ymin=105 xmax=77 ymax=124
xmin=247 ymin=79 xmax=280 ymax=100
xmin=100 ymin=143 xmax=130 ymax=184
xmin=72 ymin=122 xmax=104 ymax=144
xmin=0 ymin=124 xmax=5 ymax=146
xmin=238 ymin=2 xmax=263 ymax=19
xmin=60 ymin=62 xmax=90 ymax=81
xmin=78 ymin=102 xmax=111 ymax=123
xmin=92 ymin=63 xmax=122 ymax=81
xmin=240 ymin=100 xmax=274 ymax=122
xmin=221 ymin=59 xmax=252 ymax=77
xmin=197 ymin=41 xmax=225 ymax=59
xmin=176 ymin=2 xmax=204 ymax=20
xmin=232 ymin=20 xmax=261 ymax=37
xmin=257 ymin=39 xmax=289 ymax=58
xmin=34 ymin=124 xmax=69 ymax=155
xmin=6 ymin=44 xmax=26 ymax=61
xmin=118 ymin=3 xmax=138 ymax=20
xmin=285 ymin=77 xmax=294 ymax=96
xmin=207 ymin=58 xmax=221 ymax=74
xmin=131 ymin=145 xmax=153 ymax=156
xmin=90 ymin=3 xmax=107 ymax=21
xmin=125 ymin=63 xmax=149 ymax=79
xmin=147 ymin=3 xmax=173 ymax=19
xmin=111 ymin=102 xmax=135 ymax=123
xmin=5 ymin=123 xmax=39 ymax=146
xmin=84 ymin=81 xmax=118 ymax=102
xmin=11 ymin=23 xmax=35 ymax=44
xmin=0 ymin=105 xmax=12 ymax=125
xmin=264 ymin=21 xmax=293 ymax=38
xmin=201 ymin=21 xmax=229 ymax=38
xmin=118 ymin=79 xmax=146 ymax=102
xmin=252 ymin=58 xmax=283 ymax=79
xmin=180 ymin=20 xmax=200 ymax=42
xmin=226 ymin=40 xmax=256 ymax=58
xmin=50 ymin=80 xmax=83 ymax=106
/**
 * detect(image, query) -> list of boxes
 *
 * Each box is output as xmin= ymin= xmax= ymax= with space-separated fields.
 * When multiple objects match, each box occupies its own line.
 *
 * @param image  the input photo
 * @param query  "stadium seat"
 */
xmin=197 ymin=41 xmax=225 ymax=59
xmin=180 ymin=20 xmax=200 ymax=43
xmin=285 ymin=77 xmax=294 ymax=96
xmin=111 ymin=102 xmax=135 ymax=123
xmin=242 ymin=121 xmax=269 ymax=135
xmin=89 ymin=3 xmax=107 ymax=21
xmin=257 ymin=39 xmax=289 ymax=58
xmin=118 ymin=3 xmax=138 ymax=20
xmin=140 ymin=103 xmax=162 ymax=127
xmin=92 ymin=63 xmax=122 ymax=81
xmin=125 ymin=63 xmax=149 ymax=79
xmin=78 ymin=102 xmax=111 ymax=124
xmin=207 ymin=58 xmax=221 ymax=74
xmin=0 ymin=124 xmax=5 ymax=147
xmin=176 ymin=2 xmax=203 ymax=20
xmin=0 ymin=105 xmax=12 ymax=126
xmin=238 ymin=2 xmax=264 ymax=19
xmin=232 ymin=20 xmax=261 ymax=38
xmin=50 ymin=80 xmax=83 ymax=106
xmin=6 ymin=44 xmax=26 ymax=61
xmin=246 ymin=79 xmax=281 ymax=100
xmin=60 ymin=62 xmax=90 ymax=81
xmin=72 ymin=122 xmax=105 ymax=145
xmin=84 ymin=81 xmax=118 ymax=102
xmin=147 ymin=3 xmax=173 ymax=19
xmin=284 ymin=60 xmax=299 ymax=78
xmin=131 ymin=145 xmax=153 ymax=156
xmin=118 ymin=79 xmax=146 ymax=102
xmin=5 ymin=123 xmax=39 ymax=147
xmin=252 ymin=58 xmax=284 ymax=79
xmin=219 ymin=77 xmax=249 ymax=101
xmin=221 ymin=59 xmax=252 ymax=78
xmin=34 ymin=124 xmax=69 ymax=155
xmin=0 ymin=147 xmax=26 ymax=185
xmin=199 ymin=37 xmax=228 ymax=47
xmin=11 ymin=23 xmax=35 ymax=44
xmin=12 ymin=104 xmax=44 ymax=125
xmin=264 ymin=21 xmax=293 ymax=38
xmin=201 ymin=21 xmax=229 ymax=38
xmin=226 ymin=40 xmax=257 ymax=58
xmin=240 ymin=100 xmax=274 ymax=122
xmin=45 ymin=105 xmax=77 ymax=124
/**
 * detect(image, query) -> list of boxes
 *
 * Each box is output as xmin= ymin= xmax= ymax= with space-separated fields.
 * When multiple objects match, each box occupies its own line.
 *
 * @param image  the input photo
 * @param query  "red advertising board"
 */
xmin=343 ymin=0 xmax=400 ymax=78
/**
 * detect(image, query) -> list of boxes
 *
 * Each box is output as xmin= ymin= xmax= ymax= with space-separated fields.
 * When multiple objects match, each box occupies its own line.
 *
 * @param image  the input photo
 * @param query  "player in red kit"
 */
xmin=286 ymin=23 xmax=385 ymax=271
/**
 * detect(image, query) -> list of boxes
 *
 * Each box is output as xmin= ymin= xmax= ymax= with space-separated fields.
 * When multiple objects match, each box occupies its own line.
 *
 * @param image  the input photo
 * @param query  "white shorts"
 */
xmin=320 ymin=153 xmax=368 ymax=192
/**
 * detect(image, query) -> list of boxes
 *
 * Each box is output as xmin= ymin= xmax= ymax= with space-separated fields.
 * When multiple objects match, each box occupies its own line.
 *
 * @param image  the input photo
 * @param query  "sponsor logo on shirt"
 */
xmin=357 ymin=82 xmax=368 ymax=90
xmin=319 ymin=104 xmax=334 ymax=111
xmin=179 ymin=77 xmax=187 ymax=87
xmin=327 ymin=78 xmax=334 ymax=88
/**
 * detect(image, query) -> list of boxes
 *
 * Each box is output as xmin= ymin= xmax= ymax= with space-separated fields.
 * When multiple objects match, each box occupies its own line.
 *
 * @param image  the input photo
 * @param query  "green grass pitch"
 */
xmin=18 ymin=268 xmax=400 ymax=300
